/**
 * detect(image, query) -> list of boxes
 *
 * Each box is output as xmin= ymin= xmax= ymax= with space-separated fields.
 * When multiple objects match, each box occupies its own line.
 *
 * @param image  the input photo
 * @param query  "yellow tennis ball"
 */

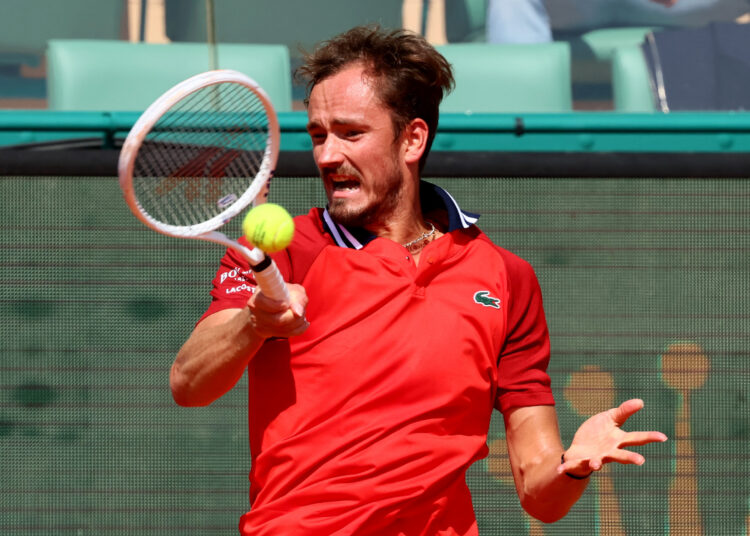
xmin=242 ymin=203 xmax=295 ymax=253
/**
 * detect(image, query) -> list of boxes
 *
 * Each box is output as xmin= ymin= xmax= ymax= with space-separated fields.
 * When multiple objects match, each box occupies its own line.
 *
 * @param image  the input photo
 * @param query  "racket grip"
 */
xmin=253 ymin=258 xmax=291 ymax=304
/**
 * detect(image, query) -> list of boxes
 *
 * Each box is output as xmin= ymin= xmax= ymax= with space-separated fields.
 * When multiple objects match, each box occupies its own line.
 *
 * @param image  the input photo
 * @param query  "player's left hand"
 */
xmin=558 ymin=398 xmax=667 ymax=478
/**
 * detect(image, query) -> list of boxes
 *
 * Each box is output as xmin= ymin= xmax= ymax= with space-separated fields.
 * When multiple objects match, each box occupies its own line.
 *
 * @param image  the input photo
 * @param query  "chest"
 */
xmin=247 ymin=237 xmax=510 ymax=455
xmin=290 ymin=240 xmax=509 ymax=392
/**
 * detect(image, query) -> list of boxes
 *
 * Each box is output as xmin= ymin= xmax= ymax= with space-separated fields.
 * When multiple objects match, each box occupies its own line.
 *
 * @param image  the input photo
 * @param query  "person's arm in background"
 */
xmin=486 ymin=0 xmax=552 ymax=44
xmin=503 ymin=399 xmax=667 ymax=523
xmin=169 ymin=284 xmax=308 ymax=407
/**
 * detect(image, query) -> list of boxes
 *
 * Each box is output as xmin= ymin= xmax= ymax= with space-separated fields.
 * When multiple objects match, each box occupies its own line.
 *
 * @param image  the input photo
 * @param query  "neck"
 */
xmin=402 ymin=221 xmax=436 ymax=254
xmin=364 ymin=174 xmax=425 ymax=245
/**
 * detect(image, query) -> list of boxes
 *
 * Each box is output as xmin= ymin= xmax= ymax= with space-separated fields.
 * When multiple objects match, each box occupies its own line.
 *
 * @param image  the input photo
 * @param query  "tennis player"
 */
xmin=170 ymin=25 xmax=667 ymax=535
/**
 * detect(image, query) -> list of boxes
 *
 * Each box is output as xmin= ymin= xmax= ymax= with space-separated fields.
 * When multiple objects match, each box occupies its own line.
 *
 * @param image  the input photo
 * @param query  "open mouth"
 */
xmin=332 ymin=179 xmax=360 ymax=192
xmin=327 ymin=172 xmax=361 ymax=195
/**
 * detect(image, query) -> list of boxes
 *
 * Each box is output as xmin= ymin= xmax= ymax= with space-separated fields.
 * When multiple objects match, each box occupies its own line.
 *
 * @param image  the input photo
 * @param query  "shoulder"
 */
xmin=470 ymin=228 xmax=540 ymax=288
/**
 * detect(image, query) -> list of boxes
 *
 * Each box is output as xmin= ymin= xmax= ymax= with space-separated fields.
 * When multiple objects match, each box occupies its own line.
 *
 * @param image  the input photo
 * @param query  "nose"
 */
xmin=314 ymin=135 xmax=344 ymax=171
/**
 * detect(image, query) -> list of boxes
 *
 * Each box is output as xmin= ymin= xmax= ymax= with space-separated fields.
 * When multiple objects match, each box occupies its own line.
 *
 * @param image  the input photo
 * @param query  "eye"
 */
xmin=308 ymin=131 xmax=326 ymax=144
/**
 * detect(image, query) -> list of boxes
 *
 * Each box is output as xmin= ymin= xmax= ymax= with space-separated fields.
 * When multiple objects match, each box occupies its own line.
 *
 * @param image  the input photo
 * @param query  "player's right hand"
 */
xmin=247 ymin=283 xmax=309 ymax=339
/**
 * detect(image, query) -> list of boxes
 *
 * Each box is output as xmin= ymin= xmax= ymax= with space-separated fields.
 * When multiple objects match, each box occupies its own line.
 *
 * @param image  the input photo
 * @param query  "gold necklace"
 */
xmin=402 ymin=222 xmax=436 ymax=254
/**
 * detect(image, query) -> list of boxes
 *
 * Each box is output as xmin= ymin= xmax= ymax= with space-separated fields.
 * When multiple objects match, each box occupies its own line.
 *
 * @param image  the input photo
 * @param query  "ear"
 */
xmin=402 ymin=117 xmax=429 ymax=166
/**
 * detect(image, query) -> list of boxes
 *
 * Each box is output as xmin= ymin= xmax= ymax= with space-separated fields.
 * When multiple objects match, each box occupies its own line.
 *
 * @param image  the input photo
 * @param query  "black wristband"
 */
xmin=251 ymin=255 xmax=272 ymax=272
xmin=561 ymin=453 xmax=593 ymax=480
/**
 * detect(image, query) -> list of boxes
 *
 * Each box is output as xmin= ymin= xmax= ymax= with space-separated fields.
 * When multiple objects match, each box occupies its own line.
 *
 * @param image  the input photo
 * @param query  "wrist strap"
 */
xmin=561 ymin=453 xmax=593 ymax=480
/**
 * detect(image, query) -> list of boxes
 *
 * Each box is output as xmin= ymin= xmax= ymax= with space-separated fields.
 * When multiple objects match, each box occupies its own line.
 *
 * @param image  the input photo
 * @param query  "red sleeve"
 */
xmin=197 ymin=208 xmax=329 ymax=324
xmin=197 ymin=238 xmax=264 ymax=323
xmin=494 ymin=250 xmax=554 ymax=413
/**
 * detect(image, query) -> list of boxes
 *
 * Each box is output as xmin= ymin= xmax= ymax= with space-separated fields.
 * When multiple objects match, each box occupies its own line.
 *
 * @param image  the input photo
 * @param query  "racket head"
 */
xmin=118 ymin=69 xmax=280 ymax=238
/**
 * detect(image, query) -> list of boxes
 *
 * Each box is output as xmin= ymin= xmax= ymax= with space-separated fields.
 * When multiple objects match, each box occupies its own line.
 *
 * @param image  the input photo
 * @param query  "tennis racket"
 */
xmin=118 ymin=69 xmax=289 ymax=302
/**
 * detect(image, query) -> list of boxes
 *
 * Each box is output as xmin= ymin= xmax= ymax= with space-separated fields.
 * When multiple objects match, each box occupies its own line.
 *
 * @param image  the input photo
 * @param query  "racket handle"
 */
xmin=252 ymin=257 xmax=291 ymax=303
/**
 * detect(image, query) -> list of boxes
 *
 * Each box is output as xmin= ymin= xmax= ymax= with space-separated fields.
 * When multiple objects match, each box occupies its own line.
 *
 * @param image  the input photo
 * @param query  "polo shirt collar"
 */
xmin=322 ymin=181 xmax=480 ymax=250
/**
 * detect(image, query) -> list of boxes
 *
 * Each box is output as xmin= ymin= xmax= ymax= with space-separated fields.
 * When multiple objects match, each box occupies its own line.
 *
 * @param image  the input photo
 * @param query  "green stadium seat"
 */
xmin=46 ymin=40 xmax=293 ymax=112
xmin=436 ymin=42 xmax=572 ymax=113
xmin=611 ymin=45 xmax=656 ymax=112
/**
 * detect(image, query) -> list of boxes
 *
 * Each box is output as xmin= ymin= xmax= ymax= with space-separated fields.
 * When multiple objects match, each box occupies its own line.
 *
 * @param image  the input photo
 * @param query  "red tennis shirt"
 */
xmin=200 ymin=182 xmax=554 ymax=535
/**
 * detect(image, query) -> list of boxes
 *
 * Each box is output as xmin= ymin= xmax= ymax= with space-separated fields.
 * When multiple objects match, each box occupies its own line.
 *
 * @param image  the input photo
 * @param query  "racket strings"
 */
xmin=132 ymin=82 xmax=271 ymax=229
xmin=147 ymin=87 xmax=253 ymax=224
xmin=206 ymin=87 xmax=269 ymax=179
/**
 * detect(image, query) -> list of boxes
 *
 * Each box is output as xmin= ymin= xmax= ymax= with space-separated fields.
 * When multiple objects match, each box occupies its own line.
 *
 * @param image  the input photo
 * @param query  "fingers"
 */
xmin=609 ymin=398 xmax=645 ymax=426
xmin=287 ymin=284 xmax=309 ymax=318
xmin=248 ymin=283 xmax=309 ymax=338
xmin=558 ymin=456 xmax=596 ymax=476
xmin=609 ymin=399 xmax=668 ymax=443
xmin=607 ymin=448 xmax=646 ymax=466
xmin=559 ymin=447 xmax=644 ymax=477
xmin=619 ymin=430 xmax=669 ymax=448
xmin=563 ymin=398 xmax=669 ymax=476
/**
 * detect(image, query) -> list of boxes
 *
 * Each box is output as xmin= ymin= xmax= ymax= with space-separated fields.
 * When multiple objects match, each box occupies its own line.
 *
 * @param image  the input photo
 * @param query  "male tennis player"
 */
xmin=170 ymin=25 xmax=667 ymax=535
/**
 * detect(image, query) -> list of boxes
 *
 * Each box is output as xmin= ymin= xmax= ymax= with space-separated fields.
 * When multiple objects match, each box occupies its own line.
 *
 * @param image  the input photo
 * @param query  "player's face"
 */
xmin=306 ymin=63 xmax=408 ymax=228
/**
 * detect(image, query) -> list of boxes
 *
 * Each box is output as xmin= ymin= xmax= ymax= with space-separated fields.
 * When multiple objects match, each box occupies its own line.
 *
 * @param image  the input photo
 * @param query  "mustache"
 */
xmin=321 ymin=165 xmax=360 ymax=181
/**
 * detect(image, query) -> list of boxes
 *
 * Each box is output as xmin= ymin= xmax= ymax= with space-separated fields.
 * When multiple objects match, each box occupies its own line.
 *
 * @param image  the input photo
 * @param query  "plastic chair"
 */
xmin=436 ymin=42 xmax=572 ymax=113
xmin=611 ymin=45 xmax=655 ymax=112
xmin=46 ymin=40 xmax=293 ymax=112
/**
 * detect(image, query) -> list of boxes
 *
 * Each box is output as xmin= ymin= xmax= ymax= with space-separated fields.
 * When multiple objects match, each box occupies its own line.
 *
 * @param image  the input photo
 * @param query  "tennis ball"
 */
xmin=242 ymin=203 xmax=295 ymax=253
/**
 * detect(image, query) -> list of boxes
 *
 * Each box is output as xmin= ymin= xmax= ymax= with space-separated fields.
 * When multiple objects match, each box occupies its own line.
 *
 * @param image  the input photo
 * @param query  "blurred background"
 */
xmin=1 ymin=0 xmax=749 ymax=112
xmin=1 ymin=1 xmax=749 ymax=535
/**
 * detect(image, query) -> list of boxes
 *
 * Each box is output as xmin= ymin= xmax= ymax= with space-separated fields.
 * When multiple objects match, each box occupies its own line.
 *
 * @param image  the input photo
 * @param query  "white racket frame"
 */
xmin=118 ymin=69 xmax=289 ymax=302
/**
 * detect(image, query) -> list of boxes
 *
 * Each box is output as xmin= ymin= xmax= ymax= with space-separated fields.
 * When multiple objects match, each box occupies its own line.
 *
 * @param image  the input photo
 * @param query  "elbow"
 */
xmin=170 ymin=363 xmax=207 ymax=407
xmin=517 ymin=472 xmax=577 ymax=524
xmin=520 ymin=496 xmax=571 ymax=524
xmin=170 ymin=374 xmax=194 ymax=407
xmin=170 ymin=385 xmax=195 ymax=408
xmin=522 ymin=502 xmax=569 ymax=524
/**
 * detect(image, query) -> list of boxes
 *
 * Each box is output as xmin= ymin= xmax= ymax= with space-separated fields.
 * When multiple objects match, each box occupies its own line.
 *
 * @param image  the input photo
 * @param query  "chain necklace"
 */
xmin=402 ymin=222 xmax=436 ymax=254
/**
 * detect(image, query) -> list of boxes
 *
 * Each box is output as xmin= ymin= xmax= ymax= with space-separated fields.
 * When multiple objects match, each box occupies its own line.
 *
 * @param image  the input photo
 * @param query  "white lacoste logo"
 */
xmin=226 ymin=283 xmax=256 ymax=294
xmin=219 ymin=267 xmax=253 ymax=284
xmin=474 ymin=290 xmax=501 ymax=309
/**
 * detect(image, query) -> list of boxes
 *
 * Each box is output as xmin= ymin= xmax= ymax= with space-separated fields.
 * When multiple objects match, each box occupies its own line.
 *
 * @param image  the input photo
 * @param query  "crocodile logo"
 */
xmin=474 ymin=290 xmax=501 ymax=309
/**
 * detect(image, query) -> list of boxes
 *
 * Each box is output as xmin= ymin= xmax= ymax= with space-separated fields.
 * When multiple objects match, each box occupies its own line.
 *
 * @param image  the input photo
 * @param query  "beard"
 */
xmin=324 ymin=159 xmax=404 ymax=229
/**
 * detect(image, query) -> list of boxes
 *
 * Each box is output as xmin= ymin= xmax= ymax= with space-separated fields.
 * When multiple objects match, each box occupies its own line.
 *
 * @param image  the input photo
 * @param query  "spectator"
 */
xmin=487 ymin=0 xmax=750 ymax=43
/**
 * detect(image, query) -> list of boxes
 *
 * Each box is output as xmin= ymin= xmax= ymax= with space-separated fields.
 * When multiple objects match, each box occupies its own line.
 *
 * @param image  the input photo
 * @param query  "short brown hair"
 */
xmin=295 ymin=25 xmax=454 ymax=171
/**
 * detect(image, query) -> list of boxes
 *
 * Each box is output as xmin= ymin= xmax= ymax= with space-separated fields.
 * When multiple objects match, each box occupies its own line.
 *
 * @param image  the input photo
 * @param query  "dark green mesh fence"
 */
xmin=1 ymin=174 xmax=748 ymax=535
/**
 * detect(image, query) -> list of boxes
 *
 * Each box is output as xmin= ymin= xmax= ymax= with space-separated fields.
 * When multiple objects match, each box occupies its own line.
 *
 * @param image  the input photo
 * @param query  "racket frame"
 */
xmin=118 ymin=69 xmax=280 ymax=243
xmin=118 ymin=69 xmax=289 ymax=298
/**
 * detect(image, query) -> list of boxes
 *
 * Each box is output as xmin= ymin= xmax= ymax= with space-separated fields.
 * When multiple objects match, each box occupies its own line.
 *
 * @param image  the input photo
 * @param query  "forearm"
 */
xmin=504 ymin=405 xmax=590 ymax=523
xmin=170 ymin=308 xmax=265 ymax=407
xmin=511 ymin=445 xmax=589 ymax=523
xmin=506 ymin=399 xmax=667 ymax=523
xmin=171 ymin=284 xmax=309 ymax=406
